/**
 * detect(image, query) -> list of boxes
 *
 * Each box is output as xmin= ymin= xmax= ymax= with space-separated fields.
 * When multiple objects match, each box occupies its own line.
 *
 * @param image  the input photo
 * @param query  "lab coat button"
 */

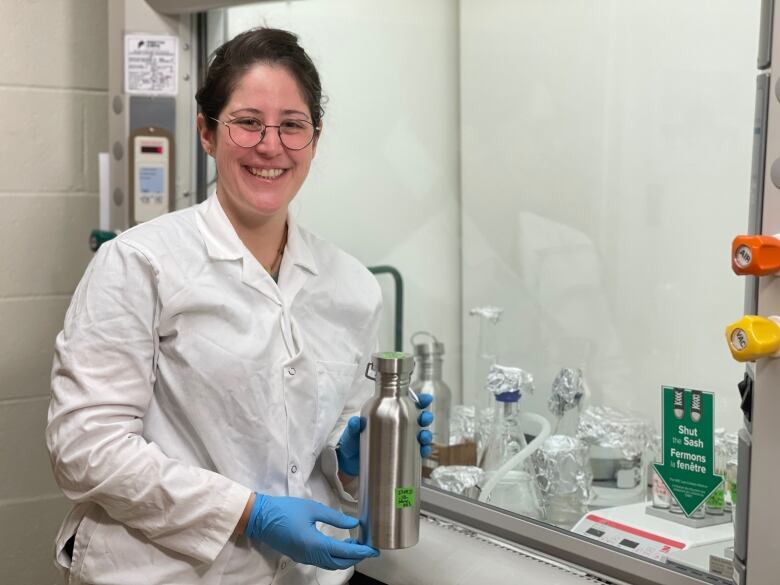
xmin=290 ymin=464 xmax=298 ymax=474
xmin=281 ymin=561 xmax=287 ymax=570
xmin=287 ymin=367 xmax=296 ymax=376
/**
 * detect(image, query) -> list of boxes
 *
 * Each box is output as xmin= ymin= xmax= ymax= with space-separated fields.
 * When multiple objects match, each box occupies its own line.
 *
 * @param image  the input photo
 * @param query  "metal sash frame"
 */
xmin=738 ymin=1 xmax=780 ymax=583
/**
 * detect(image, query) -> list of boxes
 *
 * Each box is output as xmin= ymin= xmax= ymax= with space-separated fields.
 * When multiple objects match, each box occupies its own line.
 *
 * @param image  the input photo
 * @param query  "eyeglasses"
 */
xmin=210 ymin=116 xmax=318 ymax=150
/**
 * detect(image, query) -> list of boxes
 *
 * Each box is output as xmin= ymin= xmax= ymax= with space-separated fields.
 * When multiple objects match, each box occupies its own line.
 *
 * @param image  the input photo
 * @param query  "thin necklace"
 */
xmin=268 ymin=224 xmax=288 ymax=276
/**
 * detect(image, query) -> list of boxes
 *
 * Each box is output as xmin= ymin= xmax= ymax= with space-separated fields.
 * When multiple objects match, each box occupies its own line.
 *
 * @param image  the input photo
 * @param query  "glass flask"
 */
xmin=485 ymin=470 xmax=540 ymax=519
xmin=479 ymin=390 xmax=529 ymax=471
xmin=478 ymin=365 xmax=541 ymax=519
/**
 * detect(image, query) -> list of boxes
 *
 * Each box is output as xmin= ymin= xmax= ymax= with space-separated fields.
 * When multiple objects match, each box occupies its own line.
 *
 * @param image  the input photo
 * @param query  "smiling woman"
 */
xmin=197 ymin=63 xmax=317 ymax=270
xmin=45 ymin=27 xmax=434 ymax=585
xmin=195 ymin=29 xmax=324 ymax=273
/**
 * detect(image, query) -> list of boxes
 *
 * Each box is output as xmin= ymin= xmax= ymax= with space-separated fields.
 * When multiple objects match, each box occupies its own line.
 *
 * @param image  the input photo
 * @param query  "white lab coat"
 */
xmin=46 ymin=194 xmax=382 ymax=585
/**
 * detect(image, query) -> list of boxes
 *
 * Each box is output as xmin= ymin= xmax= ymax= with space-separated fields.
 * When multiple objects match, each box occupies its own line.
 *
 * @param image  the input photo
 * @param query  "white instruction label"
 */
xmin=125 ymin=34 xmax=178 ymax=96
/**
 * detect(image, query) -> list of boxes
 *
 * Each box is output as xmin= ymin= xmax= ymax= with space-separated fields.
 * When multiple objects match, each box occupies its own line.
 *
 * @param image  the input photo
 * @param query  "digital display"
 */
xmin=139 ymin=166 xmax=164 ymax=194
xmin=586 ymin=528 xmax=605 ymax=538
xmin=141 ymin=145 xmax=164 ymax=154
xmin=619 ymin=539 xmax=639 ymax=549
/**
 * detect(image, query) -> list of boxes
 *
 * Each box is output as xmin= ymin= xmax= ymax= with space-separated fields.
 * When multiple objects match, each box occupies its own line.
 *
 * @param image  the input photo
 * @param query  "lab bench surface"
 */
xmin=354 ymin=515 xmax=615 ymax=585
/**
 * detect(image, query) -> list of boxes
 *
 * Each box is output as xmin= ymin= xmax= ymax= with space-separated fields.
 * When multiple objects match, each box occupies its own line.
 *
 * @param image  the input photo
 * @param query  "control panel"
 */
xmin=129 ymin=127 xmax=175 ymax=226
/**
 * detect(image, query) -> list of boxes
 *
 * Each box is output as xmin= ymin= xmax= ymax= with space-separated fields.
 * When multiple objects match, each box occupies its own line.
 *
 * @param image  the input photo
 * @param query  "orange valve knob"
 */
xmin=725 ymin=315 xmax=780 ymax=362
xmin=732 ymin=235 xmax=780 ymax=276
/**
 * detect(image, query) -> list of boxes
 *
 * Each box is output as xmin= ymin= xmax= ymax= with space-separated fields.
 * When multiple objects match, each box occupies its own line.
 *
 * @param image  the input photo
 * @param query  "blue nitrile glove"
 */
xmin=245 ymin=493 xmax=379 ymax=570
xmin=337 ymin=393 xmax=435 ymax=477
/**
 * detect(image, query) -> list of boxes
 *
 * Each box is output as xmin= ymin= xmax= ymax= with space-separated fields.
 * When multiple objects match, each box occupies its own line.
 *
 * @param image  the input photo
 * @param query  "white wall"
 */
xmin=460 ymin=0 xmax=760 ymax=432
xmin=225 ymin=0 xmax=464 ymax=397
xmin=0 ymin=0 xmax=107 ymax=582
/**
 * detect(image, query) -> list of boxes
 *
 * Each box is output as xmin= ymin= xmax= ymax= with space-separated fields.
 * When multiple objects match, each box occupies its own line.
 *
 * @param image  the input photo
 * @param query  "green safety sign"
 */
xmin=395 ymin=486 xmax=416 ymax=509
xmin=653 ymin=386 xmax=722 ymax=517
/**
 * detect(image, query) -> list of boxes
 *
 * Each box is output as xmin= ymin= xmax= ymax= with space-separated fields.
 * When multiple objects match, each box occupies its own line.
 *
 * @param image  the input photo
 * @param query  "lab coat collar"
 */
xmin=285 ymin=213 xmax=319 ymax=276
xmin=196 ymin=194 xmax=242 ymax=261
xmin=196 ymin=193 xmax=319 ymax=276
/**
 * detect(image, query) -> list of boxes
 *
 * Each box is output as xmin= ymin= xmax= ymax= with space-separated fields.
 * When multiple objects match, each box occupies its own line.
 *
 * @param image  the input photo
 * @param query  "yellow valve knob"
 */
xmin=732 ymin=235 xmax=780 ymax=276
xmin=725 ymin=315 xmax=780 ymax=362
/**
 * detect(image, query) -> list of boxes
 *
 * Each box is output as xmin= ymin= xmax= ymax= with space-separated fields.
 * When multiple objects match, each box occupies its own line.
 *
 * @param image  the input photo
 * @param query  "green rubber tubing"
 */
xmin=368 ymin=265 xmax=403 ymax=352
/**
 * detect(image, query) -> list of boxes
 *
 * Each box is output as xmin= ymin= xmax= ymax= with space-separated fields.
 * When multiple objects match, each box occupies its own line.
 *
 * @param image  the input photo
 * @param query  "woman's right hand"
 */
xmin=244 ymin=493 xmax=379 ymax=570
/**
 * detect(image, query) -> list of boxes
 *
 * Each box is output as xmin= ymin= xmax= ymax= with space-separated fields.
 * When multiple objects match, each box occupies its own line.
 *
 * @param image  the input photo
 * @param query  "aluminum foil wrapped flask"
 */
xmin=359 ymin=352 xmax=421 ymax=549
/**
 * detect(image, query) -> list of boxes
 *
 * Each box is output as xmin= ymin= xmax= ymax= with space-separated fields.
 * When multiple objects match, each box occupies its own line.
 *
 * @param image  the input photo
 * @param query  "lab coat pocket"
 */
xmin=66 ymin=505 xmax=104 ymax=585
xmin=314 ymin=361 xmax=358 ymax=455
xmin=53 ymin=502 xmax=90 ymax=575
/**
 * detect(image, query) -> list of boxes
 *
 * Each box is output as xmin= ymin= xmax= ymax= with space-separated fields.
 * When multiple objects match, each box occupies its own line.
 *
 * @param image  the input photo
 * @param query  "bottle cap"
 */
xmin=370 ymin=352 xmax=415 ymax=375
xmin=411 ymin=331 xmax=444 ymax=357
xmin=495 ymin=391 xmax=521 ymax=403
xmin=486 ymin=364 xmax=534 ymax=398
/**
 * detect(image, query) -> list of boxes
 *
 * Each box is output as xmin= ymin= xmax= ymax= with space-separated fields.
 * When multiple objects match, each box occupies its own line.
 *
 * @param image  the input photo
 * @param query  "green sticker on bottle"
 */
xmin=395 ymin=486 xmax=416 ymax=509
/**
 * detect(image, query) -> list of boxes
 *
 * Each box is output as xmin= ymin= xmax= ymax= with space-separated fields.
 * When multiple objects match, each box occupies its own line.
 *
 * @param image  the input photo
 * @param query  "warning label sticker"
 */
xmin=125 ymin=34 xmax=178 ymax=96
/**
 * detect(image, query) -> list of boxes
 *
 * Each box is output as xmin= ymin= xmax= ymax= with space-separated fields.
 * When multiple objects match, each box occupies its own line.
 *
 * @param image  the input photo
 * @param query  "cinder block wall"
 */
xmin=0 ymin=1 xmax=107 ymax=582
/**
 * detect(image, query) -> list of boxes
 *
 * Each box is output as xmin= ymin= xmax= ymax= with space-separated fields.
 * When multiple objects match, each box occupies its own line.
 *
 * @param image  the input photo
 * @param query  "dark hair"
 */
xmin=196 ymin=28 xmax=324 ymax=132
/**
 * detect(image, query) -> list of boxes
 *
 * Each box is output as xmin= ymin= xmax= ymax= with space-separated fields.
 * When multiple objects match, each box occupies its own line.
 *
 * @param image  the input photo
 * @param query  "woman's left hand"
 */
xmin=336 ymin=394 xmax=434 ymax=477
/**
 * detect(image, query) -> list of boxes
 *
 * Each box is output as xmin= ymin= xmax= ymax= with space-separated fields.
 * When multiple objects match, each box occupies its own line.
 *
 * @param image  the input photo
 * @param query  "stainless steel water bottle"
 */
xmin=359 ymin=352 xmax=421 ymax=549
xmin=410 ymin=332 xmax=452 ymax=446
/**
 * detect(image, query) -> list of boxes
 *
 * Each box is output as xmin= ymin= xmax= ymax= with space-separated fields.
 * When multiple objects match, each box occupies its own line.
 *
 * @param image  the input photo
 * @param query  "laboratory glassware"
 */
xmin=469 ymin=306 xmax=503 ymax=410
xmin=651 ymin=467 xmax=672 ymax=509
xmin=531 ymin=435 xmax=592 ymax=529
xmin=549 ymin=367 xmax=589 ymax=436
xmin=477 ymin=365 xmax=549 ymax=519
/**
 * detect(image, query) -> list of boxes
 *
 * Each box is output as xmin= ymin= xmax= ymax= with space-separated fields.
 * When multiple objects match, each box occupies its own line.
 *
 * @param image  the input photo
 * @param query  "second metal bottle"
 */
xmin=410 ymin=332 xmax=452 ymax=446
xmin=359 ymin=352 xmax=421 ymax=549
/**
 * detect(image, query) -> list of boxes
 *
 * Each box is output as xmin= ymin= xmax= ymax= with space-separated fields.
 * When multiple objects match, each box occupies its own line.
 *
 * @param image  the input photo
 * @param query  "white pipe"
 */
xmin=98 ymin=152 xmax=110 ymax=231
xmin=478 ymin=412 xmax=551 ymax=502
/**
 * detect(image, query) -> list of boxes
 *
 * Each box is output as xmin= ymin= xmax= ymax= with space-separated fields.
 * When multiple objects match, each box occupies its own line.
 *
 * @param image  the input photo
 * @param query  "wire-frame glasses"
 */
xmin=210 ymin=116 xmax=318 ymax=150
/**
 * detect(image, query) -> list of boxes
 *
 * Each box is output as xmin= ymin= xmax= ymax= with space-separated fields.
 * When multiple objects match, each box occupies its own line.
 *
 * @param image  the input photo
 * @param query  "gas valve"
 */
xmin=725 ymin=315 xmax=780 ymax=362
xmin=732 ymin=235 xmax=780 ymax=276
